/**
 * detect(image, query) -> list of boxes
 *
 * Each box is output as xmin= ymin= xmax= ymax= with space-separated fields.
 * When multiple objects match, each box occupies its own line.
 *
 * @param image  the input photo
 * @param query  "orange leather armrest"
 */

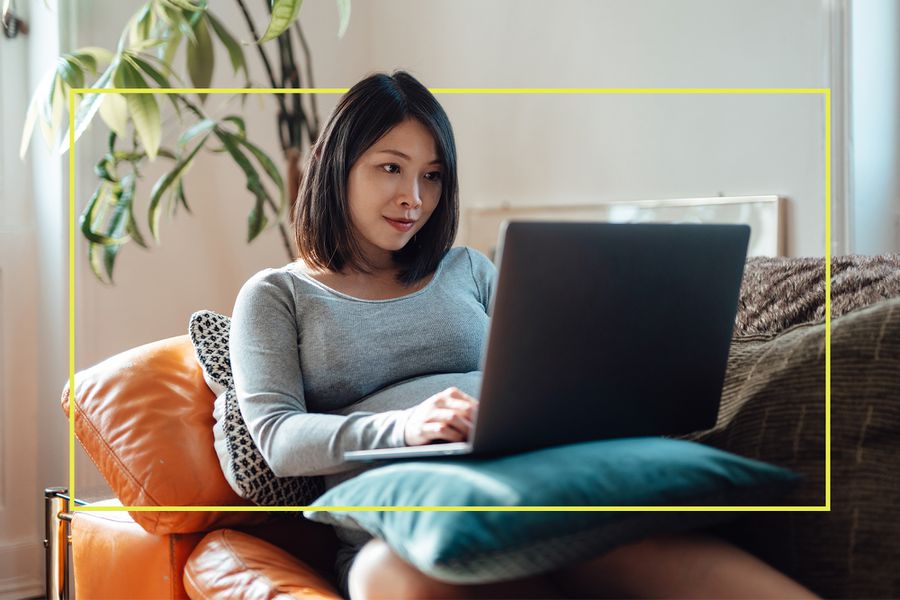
xmin=184 ymin=529 xmax=342 ymax=599
xmin=61 ymin=335 xmax=265 ymax=534
xmin=72 ymin=500 xmax=204 ymax=599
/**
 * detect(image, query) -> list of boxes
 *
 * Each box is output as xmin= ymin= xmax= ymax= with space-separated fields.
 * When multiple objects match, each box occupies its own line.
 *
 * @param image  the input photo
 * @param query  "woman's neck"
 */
xmin=298 ymin=262 xmax=434 ymax=300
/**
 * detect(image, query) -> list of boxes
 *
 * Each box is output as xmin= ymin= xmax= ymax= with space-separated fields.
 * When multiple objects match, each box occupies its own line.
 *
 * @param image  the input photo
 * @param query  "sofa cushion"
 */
xmin=61 ymin=335 xmax=266 ymax=534
xmin=188 ymin=310 xmax=325 ymax=507
xmin=305 ymin=438 xmax=797 ymax=584
xmin=187 ymin=310 xmax=233 ymax=395
xmin=694 ymin=296 xmax=900 ymax=598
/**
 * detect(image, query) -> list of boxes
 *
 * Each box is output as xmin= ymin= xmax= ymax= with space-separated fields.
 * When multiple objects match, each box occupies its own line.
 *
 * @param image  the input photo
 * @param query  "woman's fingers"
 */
xmin=441 ymin=399 xmax=476 ymax=419
xmin=430 ymin=408 xmax=472 ymax=433
xmin=418 ymin=408 xmax=471 ymax=442
xmin=446 ymin=387 xmax=479 ymax=403
xmin=423 ymin=422 xmax=467 ymax=442
xmin=433 ymin=388 xmax=479 ymax=410
xmin=405 ymin=388 xmax=480 ymax=446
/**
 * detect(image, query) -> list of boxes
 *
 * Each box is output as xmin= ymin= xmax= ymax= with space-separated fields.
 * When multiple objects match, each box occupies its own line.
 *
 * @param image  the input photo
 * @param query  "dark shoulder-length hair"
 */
xmin=293 ymin=70 xmax=459 ymax=285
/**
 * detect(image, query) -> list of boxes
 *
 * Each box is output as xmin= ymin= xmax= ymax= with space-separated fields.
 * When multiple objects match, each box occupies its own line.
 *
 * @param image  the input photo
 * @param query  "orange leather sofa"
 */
xmin=56 ymin=335 xmax=344 ymax=599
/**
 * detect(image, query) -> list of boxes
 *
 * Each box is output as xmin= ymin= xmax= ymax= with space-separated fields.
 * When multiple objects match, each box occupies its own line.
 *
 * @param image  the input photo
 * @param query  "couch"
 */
xmin=48 ymin=255 xmax=900 ymax=599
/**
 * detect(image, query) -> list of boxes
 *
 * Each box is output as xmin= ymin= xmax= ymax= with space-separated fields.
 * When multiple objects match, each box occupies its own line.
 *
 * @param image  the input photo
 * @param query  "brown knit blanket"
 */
xmin=735 ymin=254 xmax=900 ymax=336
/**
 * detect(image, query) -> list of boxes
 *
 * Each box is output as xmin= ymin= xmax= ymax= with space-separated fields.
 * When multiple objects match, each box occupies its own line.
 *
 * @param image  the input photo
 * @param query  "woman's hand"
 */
xmin=404 ymin=387 xmax=479 ymax=446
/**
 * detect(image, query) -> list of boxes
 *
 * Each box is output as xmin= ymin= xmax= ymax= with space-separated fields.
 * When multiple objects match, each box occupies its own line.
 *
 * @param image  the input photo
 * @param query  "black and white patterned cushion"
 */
xmin=189 ymin=310 xmax=324 ymax=507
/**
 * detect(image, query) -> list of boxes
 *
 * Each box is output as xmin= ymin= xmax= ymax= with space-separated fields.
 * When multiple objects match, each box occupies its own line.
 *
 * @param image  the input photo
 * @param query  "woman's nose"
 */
xmin=398 ymin=177 xmax=422 ymax=208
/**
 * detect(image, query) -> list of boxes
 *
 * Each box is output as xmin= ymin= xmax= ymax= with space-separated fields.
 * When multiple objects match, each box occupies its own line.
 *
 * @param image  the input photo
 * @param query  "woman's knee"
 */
xmin=347 ymin=539 xmax=461 ymax=600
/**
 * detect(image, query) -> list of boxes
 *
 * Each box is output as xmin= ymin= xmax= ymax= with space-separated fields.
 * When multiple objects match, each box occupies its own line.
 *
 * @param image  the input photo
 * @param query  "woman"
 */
xmin=230 ymin=71 xmax=817 ymax=599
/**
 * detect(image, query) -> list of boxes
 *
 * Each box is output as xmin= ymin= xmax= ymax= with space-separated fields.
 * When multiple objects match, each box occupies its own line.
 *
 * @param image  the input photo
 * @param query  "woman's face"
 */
xmin=346 ymin=118 xmax=443 ymax=270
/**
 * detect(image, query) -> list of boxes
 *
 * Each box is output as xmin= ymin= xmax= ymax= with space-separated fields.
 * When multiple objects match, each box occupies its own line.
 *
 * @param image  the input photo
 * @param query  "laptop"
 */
xmin=344 ymin=221 xmax=750 ymax=462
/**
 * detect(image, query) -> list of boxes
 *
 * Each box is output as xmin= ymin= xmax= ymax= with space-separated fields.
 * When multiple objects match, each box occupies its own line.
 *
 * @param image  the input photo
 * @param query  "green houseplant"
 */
xmin=20 ymin=0 xmax=351 ymax=282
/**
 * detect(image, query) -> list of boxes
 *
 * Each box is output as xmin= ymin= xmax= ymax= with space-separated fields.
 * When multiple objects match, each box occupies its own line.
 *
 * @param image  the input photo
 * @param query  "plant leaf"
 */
xmin=66 ymin=53 xmax=97 ymax=74
xmin=176 ymin=178 xmax=191 ymax=214
xmin=258 ymin=0 xmax=303 ymax=44
xmin=177 ymin=118 xmax=215 ymax=147
xmin=160 ymin=0 xmax=202 ymax=12
xmin=82 ymin=180 xmax=117 ymax=283
xmin=126 ymin=209 xmax=149 ymax=248
xmin=19 ymin=69 xmax=55 ymax=158
xmin=222 ymin=115 xmax=246 ymax=139
xmin=41 ymin=73 xmax=59 ymax=124
xmin=156 ymin=147 xmax=177 ymax=160
xmin=159 ymin=29 xmax=184 ymax=68
xmin=129 ymin=3 xmax=153 ymax=47
xmin=40 ymin=76 xmax=65 ymax=150
xmin=72 ymin=47 xmax=115 ymax=66
xmin=19 ymin=95 xmax=39 ymax=159
xmin=122 ymin=169 xmax=149 ymax=248
xmin=103 ymin=239 xmax=123 ymax=282
xmin=246 ymin=203 xmax=268 ymax=242
xmin=80 ymin=182 xmax=127 ymax=245
xmin=88 ymin=242 xmax=109 ymax=283
xmin=97 ymin=92 xmax=129 ymax=139
xmin=155 ymin=2 xmax=198 ymax=45
xmin=57 ymin=61 xmax=117 ymax=155
xmin=217 ymin=130 xmax=270 ymax=242
xmin=186 ymin=15 xmax=214 ymax=100
xmin=126 ymin=53 xmax=182 ymax=115
xmin=113 ymin=61 xmax=162 ymax=160
xmin=235 ymin=135 xmax=285 ymax=218
xmin=147 ymin=135 xmax=208 ymax=240
xmin=154 ymin=1 xmax=178 ymax=27
xmin=56 ymin=57 xmax=85 ymax=89
xmin=130 ymin=38 xmax=167 ymax=52
xmin=94 ymin=154 xmax=116 ymax=183
xmin=126 ymin=53 xmax=169 ymax=87
xmin=143 ymin=52 xmax=186 ymax=84
xmin=176 ymin=14 xmax=199 ymax=46
xmin=336 ymin=0 xmax=351 ymax=38
xmin=207 ymin=11 xmax=247 ymax=81
xmin=80 ymin=184 xmax=109 ymax=245
xmin=102 ymin=174 xmax=136 ymax=281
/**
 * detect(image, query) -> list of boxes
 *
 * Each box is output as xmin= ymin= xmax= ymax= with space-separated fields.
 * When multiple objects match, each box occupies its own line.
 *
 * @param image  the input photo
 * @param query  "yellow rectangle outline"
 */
xmin=69 ymin=87 xmax=831 ymax=513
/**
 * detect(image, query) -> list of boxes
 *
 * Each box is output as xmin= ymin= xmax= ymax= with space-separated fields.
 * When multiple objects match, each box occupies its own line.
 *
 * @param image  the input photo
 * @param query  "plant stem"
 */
xmin=175 ymin=93 xmax=206 ymax=121
xmin=235 ymin=0 xmax=278 ymax=87
xmin=233 ymin=0 xmax=302 ymax=261
xmin=276 ymin=221 xmax=294 ymax=259
xmin=234 ymin=0 xmax=290 ymax=149
xmin=293 ymin=22 xmax=321 ymax=143
xmin=280 ymin=25 xmax=305 ymax=149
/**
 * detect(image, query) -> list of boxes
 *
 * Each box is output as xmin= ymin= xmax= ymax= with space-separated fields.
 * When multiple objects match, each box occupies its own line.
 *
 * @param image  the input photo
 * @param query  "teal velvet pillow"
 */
xmin=305 ymin=438 xmax=798 ymax=584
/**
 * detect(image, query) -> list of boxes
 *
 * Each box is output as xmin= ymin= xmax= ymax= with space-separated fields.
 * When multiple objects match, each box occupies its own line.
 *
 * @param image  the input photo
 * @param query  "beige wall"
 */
xmin=358 ymin=0 xmax=833 ymax=259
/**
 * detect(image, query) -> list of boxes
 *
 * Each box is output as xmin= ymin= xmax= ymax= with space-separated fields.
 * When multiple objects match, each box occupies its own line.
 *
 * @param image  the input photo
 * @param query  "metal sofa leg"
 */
xmin=44 ymin=487 xmax=71 ymax=600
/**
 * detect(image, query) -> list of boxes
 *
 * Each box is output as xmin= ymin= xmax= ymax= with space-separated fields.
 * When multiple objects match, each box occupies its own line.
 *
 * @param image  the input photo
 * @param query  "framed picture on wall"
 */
xmin=463 ymin=195 xmax=784 ymax=260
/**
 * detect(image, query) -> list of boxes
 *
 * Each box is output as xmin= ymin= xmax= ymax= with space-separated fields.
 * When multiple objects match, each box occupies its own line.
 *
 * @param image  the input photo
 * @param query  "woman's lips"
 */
xmin=384 ymin=217 xmax=415 ymax=232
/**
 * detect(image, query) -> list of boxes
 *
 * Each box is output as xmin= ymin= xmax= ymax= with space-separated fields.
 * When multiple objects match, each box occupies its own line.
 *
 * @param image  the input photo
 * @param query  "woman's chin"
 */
xmin=382 ymin=237 xmax=414 ymax=253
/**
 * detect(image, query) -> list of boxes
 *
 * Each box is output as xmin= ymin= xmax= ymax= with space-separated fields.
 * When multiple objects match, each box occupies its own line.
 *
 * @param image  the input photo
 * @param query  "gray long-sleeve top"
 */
xmin=230 ymin=246 xmax=497 ymax=479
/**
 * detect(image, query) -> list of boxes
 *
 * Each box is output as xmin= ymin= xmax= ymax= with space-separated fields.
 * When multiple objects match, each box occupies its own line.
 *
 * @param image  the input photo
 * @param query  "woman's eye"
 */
xmin=381 ymin=163 xmax=400 ymax=174
xmin=424 ymin=171 xmax=443 ymax=182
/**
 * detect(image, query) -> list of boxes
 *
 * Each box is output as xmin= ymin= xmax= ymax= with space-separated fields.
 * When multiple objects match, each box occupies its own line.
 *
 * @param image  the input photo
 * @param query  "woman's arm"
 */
xmin=230 ymin=270 xmax=409 ymax=477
